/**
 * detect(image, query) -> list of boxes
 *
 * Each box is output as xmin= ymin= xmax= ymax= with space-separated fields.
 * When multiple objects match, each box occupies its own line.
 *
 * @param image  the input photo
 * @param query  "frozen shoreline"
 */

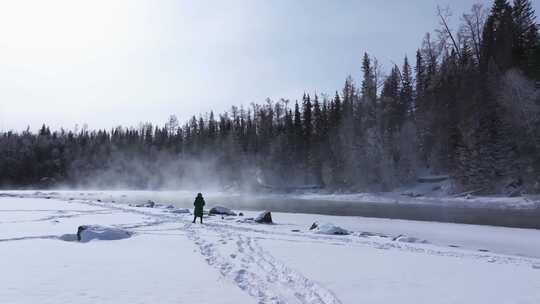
xmin=2 ymin=190 xmax=540 ymax=229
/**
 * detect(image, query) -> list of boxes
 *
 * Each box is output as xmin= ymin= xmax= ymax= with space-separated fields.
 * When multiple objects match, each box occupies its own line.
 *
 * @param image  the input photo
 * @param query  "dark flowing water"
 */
xmin=207 ymin=195 xmax=540 ymax=229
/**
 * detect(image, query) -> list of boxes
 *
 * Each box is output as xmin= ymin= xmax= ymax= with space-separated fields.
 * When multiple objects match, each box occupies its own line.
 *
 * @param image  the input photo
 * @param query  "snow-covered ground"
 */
xmin=1 ymin=192 xmax=540 ymax=303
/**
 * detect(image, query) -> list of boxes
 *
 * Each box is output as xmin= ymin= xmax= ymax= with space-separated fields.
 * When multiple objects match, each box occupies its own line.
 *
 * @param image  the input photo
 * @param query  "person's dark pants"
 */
xmin=192 ymin=215 xmax=203 ymax=224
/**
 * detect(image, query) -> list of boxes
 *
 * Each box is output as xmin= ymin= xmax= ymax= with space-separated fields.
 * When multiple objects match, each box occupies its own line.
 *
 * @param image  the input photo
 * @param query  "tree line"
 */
xmin=1 ymin=0 xmax=539 ymax=193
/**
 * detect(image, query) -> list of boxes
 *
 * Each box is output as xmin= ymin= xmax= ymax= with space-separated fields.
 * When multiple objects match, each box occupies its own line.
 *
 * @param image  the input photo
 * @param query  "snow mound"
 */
xmin=168 ymin=208 xmax=190 ymax=214
xmin=77 ymin=225 xmax=132 ymax=243
xmin=310 ymin=222 xmax=349 ymax=235
xmin=393 ymin=234 xmax=429 ymax=244
xmin=209 ymin=206 xmax=237 ymax=216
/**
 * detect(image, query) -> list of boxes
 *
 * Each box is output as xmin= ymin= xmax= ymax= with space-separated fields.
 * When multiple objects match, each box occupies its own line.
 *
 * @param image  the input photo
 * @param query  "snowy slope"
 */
xmin=1 ymin=193 xmax=539 ymax=303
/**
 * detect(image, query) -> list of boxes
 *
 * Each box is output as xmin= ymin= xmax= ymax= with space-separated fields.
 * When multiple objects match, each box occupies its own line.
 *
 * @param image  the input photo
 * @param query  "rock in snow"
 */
xmin=310 ymin=222 xmax=349 ymax=235
xmin=135 ymin=200 xmax=155 ymax=208
xmin=76 ymin=225 xmax=132 ymax=242
xmin=209 ymin=206 xmax=237 ymax=216
xmin=168 ymin=208 xmax=190 ymax=214
xmin=254 ymin=211 xmax=273 ymax=224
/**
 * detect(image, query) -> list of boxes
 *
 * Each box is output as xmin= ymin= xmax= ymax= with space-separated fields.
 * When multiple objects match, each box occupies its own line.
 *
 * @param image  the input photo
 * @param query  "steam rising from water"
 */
xmin=63 ymin=153 xmax=256 ymax=191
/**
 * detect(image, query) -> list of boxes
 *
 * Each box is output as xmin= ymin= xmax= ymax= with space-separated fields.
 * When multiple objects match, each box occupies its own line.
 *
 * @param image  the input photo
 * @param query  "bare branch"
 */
xmin=460 ymin=3 xmax=487 ymax=64
xmin=437 ymin=5 xmax=461 ymax=59
xmin=422 ymin=32 xmax=439 ymax=66
xmin=372 ymin=57 xmax=385 ymax=90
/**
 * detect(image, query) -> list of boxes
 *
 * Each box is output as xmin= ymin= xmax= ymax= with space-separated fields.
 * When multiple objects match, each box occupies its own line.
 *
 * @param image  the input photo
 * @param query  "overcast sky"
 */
xmin=1 ymin=0 xmax=538 ymax=131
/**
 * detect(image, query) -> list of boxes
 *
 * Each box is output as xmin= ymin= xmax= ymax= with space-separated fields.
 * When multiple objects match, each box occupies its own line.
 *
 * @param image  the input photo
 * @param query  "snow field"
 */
xmin=1 ymin=194 xmax=540 ymax=303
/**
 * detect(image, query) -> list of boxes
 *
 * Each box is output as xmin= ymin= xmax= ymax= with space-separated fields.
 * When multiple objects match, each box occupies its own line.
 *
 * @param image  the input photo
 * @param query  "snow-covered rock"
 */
xmin=309 ymin=222 xmax=349 ymax=235
xmin=135 ymin=200 xmax=155 ymax=208
xmin=401 ymin=191 xmax=424 ymax=198
xmin=254 ymin=211 xmax=273 ymax=224
xmin=77 ymin=225 xmax=132 ymax=242
xmin=209 ymin=206 xmax=237 ymax=216
xmin=393 ymin=234 xmax=429 ymax=244
xmin=168 ymin=208 xmax=190 ymax=214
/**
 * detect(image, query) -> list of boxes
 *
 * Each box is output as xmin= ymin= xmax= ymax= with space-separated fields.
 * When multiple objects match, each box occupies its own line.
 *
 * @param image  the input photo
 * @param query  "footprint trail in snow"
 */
xmin=186 ymin=222 xmax=342 ymax=304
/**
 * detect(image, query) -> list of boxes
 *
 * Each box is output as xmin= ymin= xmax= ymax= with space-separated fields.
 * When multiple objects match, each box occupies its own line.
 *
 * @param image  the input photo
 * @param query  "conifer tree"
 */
xmin=481 ymin=0 xmax=514 ymax=71
xmin=400 ymin=56 xmax=414 ymax=122
xmin=512 ymin=0 xmax=539 ymax=70
xmin=361 ymin=53 xmax=377 ymax=128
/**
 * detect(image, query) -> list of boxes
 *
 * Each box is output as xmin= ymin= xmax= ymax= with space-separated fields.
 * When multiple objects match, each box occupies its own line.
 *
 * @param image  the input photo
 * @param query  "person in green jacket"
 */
xmin=192 ymin=193 xmax=205 ymax=224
